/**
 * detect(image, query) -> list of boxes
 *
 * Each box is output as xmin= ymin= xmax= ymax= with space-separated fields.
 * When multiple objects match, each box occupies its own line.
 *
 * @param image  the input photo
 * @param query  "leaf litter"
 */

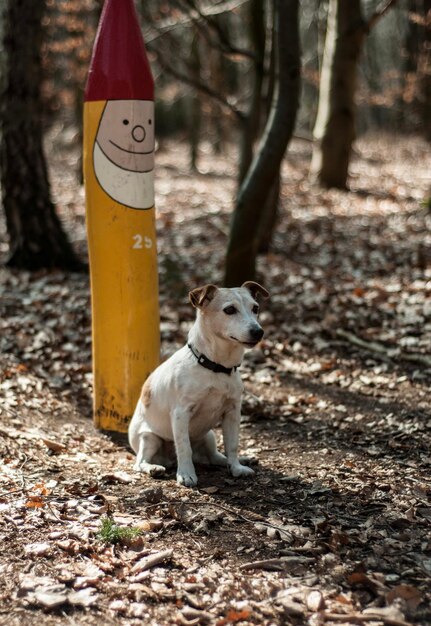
xmin=0 ymin=133 xmax=430 ymax=624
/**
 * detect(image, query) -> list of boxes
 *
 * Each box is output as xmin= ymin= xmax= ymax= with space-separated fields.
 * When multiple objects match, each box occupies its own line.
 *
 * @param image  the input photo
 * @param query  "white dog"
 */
xmin=128 ymin=281 xmax=269 ymax=487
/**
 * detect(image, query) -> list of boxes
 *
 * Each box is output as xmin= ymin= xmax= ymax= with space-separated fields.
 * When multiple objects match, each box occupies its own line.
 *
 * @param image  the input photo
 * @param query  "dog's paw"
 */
xmin=134 ymin=461 xmax=166 ymax=476
xmin=177 ymin=470 xmax=198 ymax=488
xmin=238 ymin=455 xmax=258 ymax=466
xmin=230 ymin=463 xmax=255 ymax=478
xmin=148 ymin=464 xmax=167 ymax=477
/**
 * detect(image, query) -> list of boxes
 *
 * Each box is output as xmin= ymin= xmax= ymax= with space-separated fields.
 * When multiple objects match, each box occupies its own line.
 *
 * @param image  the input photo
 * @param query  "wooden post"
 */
xmin=83 ymin=0 xmax=160 ymax=434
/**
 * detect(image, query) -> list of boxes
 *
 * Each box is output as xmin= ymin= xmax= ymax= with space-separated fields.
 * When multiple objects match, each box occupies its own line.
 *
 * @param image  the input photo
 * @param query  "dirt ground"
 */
xmin=0 ymin=134 xmax=430 ymax=625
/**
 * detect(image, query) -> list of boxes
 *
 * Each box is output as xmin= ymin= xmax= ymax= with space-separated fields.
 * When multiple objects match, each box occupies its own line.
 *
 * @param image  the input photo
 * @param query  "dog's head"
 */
xmin=189 ymin=282 xmax=269 ymax=348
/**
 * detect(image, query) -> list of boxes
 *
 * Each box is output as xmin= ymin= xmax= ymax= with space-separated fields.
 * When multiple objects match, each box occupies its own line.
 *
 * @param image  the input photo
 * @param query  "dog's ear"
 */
xmin=242 ymin=281 xmax=269 ymax=300
xmin=189 ymin=284 xmax=218 ymax=309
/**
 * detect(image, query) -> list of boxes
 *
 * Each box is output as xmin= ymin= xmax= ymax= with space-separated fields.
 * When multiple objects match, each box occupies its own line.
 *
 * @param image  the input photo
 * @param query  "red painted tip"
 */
xmin=85 ymin=0 xmax=154 ymax=102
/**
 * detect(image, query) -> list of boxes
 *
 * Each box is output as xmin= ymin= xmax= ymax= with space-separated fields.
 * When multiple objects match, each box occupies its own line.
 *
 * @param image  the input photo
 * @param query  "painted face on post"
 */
xmin=93 ymin=99 xmax=155 ymax=209
xmin=96 ymin=100 xmax=154 ymax=173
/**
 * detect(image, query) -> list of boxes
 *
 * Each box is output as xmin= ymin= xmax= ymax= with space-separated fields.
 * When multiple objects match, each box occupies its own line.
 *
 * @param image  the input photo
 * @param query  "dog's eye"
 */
xmin=252 ymin=305 xmax=259 ymax=315
xmin=223 ymin=306 xmax=237 ymax=315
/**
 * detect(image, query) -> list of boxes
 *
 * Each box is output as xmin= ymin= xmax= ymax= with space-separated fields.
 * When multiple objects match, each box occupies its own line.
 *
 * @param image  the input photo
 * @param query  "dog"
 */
xmin=128 ymin=281 xmax=269 ymax=487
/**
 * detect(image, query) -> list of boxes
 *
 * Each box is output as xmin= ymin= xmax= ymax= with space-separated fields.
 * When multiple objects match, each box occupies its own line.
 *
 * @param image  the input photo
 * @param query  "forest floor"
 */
xmin=0 ymin=133 xmax=430 ymax=626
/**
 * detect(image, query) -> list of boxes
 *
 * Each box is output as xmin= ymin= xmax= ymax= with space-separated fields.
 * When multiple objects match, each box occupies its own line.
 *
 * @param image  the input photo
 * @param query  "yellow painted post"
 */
xmin=83 ymin=0 xmax=160 ymax=434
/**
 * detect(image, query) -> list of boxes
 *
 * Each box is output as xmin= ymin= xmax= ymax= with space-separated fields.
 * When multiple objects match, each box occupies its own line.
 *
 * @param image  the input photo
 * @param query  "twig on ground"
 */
xmin=335 ymin=329 xmax=431 ymax=368
xmin=239 ymin=558 xmax=291 ymax=571
xmin=142 ymin=499 xmax=295 ymax=539
xmin=18 ymin=453 xmax=28 ymax=491
xmin=131 ymin=548 xmax=174 ymax=574
xmin=321 ymin=612 xmax=412 ymax=626
xmin=0 ymin=487 xmax=26 ymax=498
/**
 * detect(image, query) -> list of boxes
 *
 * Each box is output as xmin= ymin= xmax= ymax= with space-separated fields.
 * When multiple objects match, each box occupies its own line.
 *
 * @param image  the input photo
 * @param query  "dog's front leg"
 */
xmin=172 ymin=406 xmax=198 ymax=487
xmin=222 ymin=404 xmax=255 ymax=478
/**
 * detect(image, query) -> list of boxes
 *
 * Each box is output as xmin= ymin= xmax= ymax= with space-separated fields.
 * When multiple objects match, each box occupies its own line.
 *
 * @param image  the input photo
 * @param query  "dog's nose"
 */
xmin=250 ymin=326 xmax=264 ymax=342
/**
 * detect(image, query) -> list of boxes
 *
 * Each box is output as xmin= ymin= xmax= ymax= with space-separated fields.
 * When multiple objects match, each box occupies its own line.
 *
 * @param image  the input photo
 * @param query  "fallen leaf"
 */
xmin=100 ymin=471 xmax=134 ymax=484
xmin=129 ymin=603 xmax=148 ymax=618
xmin=347 ymin=571 xmax=385 ymax=592
xmin=216 ymin=608 xmax=251 ymax=625
xmin=201 ymin=486 xmax=219 ymax=494
xmin=67 ymin=588 xmax=98 ymax=607
xmin=307 ymin=590 xmax=325 ymax=611
xmin=386 ymin=584 xmax=422 ymax=611
xmin=277 ymin=598 xmax=304 ymax=617
xmin=25 ymin=542 xmax=52 ymax=557
xmin=42 ymin=439 xmax=66 ymax=454
xmin=109 ymin=599 xmax=128 ymax=613
xmin=135 ymin=519 xmax=164 ymax=532
xmin=25 ymin=496 xmax=45 ymax=508
xmin=33 ymin=590 xmax=68 ymax=609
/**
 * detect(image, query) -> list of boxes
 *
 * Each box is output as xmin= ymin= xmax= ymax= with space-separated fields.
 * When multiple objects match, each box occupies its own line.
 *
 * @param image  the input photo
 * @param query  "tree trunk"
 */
xmin=224 ymin=0 xmax=300 ymax=286
xmin=0 ymin=0 xmax=83 ymax=271
xmin=237 ymin=0 xmax=266 ymax=185
xmin=258 ymin=23 xmax=280 ymax=254
xmin=418 ymin=1 xmax=431 ymax=141
xmin=258 ymin=172 xmax=280 ymax=254
xmin=309 ymin=0 xmax=365 ymax=189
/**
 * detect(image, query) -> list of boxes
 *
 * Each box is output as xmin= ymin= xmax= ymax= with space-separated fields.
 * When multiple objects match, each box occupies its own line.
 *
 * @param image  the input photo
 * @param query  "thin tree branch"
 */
xmin=151 ymin=44 xmax=246 ymax=120
xmin=179 ymin=0 xmax=256 ymax=60
xmin=144 ymin=0 xmax=253 ymax=60
xmin=367 ymin=0 xmax=397 ymax=31
xmin=187 ymin=0 xmax=250 ymax=18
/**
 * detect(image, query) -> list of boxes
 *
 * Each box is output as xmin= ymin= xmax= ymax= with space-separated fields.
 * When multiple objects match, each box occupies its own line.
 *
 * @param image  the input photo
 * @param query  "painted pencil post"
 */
xmin=83 ymin=0 xmax=160 ymax=434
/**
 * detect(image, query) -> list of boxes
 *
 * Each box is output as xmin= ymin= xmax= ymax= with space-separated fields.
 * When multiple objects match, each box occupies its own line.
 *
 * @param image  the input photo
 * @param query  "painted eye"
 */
xmin=123 ymin=119 xmax=129 ymax=125
xmin=148 ymin=119 xmax=152 ymax=125
xmin=223 ymin=306 xmax=237 ymax=315
xmin=252 ymin=305 xmax=259 ymax=315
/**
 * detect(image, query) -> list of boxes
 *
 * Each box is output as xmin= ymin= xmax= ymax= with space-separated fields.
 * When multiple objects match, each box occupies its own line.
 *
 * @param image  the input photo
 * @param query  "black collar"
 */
xmin=188 ymin=343 xmax=240 ymax=376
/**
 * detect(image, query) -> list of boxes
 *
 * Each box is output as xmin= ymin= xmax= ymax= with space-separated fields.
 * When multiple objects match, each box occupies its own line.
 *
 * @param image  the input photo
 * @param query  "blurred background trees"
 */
xmin=0 ymin=0 xmax=83 ymax=270
xmin=0 ymin=0 xmax=430 ymax=274
xmin=309 ymin=0 xmax=399 ymax=189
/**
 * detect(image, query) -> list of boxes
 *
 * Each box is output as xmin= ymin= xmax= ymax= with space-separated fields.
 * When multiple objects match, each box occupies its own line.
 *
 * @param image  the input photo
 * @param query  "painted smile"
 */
xmin=109 ymin=140 xmax=153 ymax=155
